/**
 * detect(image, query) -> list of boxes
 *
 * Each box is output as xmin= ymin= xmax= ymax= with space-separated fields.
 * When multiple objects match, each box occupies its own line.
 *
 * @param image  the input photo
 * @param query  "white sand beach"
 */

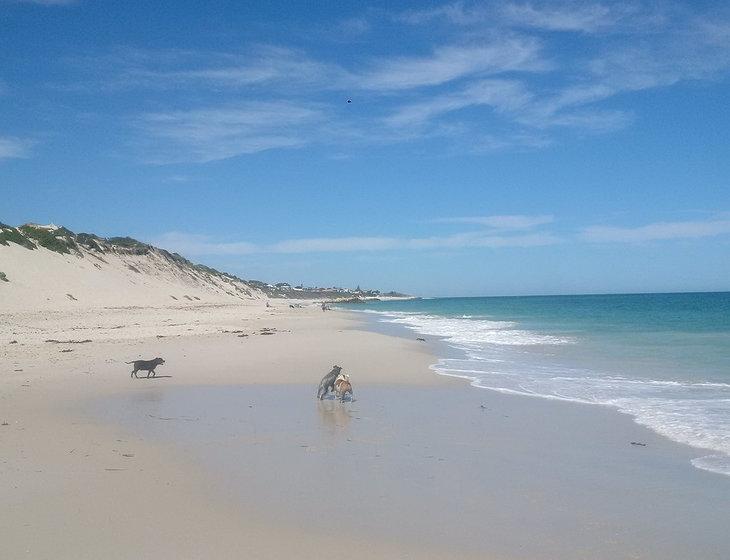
xmin=2 ymin=297 xmax=729 ymax=559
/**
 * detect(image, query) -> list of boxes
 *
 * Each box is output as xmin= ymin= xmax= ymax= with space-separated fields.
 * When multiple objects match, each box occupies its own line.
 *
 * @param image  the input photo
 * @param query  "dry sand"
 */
xmin=2 ymin=301 xmax=729 ymax=559
xmin=0 ymin=240 xmax=263 ymax=312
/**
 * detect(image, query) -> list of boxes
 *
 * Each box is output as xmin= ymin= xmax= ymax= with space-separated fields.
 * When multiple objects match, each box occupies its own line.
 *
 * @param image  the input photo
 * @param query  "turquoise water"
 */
xmin=346 ymin=292 xmax=730 ymax=477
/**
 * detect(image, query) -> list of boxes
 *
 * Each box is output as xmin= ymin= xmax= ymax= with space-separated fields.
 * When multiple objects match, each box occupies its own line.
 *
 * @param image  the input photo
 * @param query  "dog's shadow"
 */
xmin=137 ymin=375 xmax=173 ymax=380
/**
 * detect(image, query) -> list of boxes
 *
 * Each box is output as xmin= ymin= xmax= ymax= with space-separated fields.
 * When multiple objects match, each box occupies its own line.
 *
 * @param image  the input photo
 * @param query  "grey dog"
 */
xmin=317 ymin=365 xmax=342 ymax=399
xmin=127 ymin=357 xmax=165 ymax=378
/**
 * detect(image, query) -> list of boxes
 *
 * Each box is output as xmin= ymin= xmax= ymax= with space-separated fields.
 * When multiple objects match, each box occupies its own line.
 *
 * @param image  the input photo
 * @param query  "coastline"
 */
xmin=2 ymin=303 xmax=729 ymax=559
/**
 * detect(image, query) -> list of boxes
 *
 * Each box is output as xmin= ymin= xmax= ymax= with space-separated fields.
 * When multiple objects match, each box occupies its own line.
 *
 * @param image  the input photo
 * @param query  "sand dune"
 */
xmin=0 ymin=225 xmax=264 ymax=311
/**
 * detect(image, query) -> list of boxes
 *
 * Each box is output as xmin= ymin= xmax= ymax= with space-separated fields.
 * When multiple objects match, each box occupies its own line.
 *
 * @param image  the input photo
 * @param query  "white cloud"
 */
xmin=358 ymin=38 xmax=546 ymax=91
xmin=137 ymin=101 xmax=324 ymax=163
xmin=397 ymin=1 xmax=642 ymax=33
xmin=154 ymin=232 xmax=259 ymax=255
xmin=153 ymin=229 xmax=561 ymax=256
xmin=75 ymin=46 xmax=347 ymax=92
xmin=49 ymin=4 xmax=730 ymax=162
xmin=385 ymin=79 xmax=532 ymax=127
xmin=582 ymin=219 xmax=730 ymax=242
xmin=152 ymin=46 xmax=345 ymax=89
xmin=337 ymin=17 xmax=370 ymax=36
xmin=0 ymin=136 xmax=33 ymax=159
xmin=6 ymin=0 xmax=78 ymax=5
xmin=395 ymin=2 xmax=485 ymax=26
xmin=500 ymin=2 xmax=620 ymax=32
xmin=385 ymin=76 xmax=630 ymax=135
xmin=587 ymin=16 xmax=730 ymax=94
xmin=434 ymin=214 xmax=554 ymax=229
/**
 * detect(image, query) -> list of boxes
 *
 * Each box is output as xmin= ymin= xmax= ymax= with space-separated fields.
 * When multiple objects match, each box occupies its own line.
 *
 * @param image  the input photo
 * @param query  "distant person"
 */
xmin=321 ymin=302 xmax=327 ymax=312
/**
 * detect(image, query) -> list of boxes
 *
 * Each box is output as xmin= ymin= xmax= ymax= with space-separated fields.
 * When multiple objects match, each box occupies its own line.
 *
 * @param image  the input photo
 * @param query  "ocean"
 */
xmin=345 ymin=292 xmax=730 ymax=477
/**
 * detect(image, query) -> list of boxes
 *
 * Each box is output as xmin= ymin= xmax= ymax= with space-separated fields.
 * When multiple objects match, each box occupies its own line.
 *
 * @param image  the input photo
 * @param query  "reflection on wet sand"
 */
xmin=316 ymin=398 xmax=352 ymax=438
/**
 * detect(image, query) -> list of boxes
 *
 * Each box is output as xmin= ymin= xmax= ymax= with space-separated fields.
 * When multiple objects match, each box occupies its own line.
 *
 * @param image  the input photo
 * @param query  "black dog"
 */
xmin=127 ymin=357 xmax=165 ymax=378
xmin=317 ymin=365 xmax=342 ymax=399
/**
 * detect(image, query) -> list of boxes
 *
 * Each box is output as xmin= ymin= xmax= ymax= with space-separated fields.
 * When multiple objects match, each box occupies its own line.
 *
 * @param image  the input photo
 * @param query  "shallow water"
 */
xmin=345 ymin=292 xmax=730 ymax=476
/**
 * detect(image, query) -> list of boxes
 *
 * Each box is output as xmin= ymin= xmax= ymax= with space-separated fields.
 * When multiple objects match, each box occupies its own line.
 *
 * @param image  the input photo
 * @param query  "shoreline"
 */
xmin=2 ymin=303 xmax=729 ymax=558
xmin=346 ymin=304 xmax=730 ymax=478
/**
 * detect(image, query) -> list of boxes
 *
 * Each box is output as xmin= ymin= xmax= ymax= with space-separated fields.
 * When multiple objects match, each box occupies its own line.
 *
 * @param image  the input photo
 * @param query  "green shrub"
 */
xmin=0 ymin=227 xmax=36 ymax=250
xmin=108 ymin=237 xmax=150 ymax=255
xmin=19 ymin=225 xmax=76 ymax=254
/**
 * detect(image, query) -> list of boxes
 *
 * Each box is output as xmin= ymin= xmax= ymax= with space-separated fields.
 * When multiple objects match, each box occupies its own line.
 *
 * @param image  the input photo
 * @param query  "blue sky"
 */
xmin=1 ymin=0 xmax=729 ymax=296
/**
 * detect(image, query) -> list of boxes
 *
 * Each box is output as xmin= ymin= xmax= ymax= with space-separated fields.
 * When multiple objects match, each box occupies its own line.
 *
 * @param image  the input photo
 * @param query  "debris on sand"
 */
xmin=60 ymin=349 xmax=74 ymax=353
xmin=45 ymin=339 xmax=92 ymax=344
xmin=630 ymin=441 xmax=647 ymax=447
xmin=9 ymin=340 xmax=18 ymax=344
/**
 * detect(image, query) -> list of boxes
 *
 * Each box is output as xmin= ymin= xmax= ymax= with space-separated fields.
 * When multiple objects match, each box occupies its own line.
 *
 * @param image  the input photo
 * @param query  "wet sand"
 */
xmin=92 ymin=384 xmax=730 ymax=560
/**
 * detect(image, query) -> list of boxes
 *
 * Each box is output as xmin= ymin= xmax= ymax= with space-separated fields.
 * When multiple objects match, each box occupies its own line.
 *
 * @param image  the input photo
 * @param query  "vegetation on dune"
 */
xmin=107 ymin=237 xmax=151 ymax=255
xmin=76 ymin=232 xmax=106 ymax=251
xmin=0 ymin=271 xmax=8 ymax=282
xmin=0 ymin=225 xmax=37 ymax=249
xmin=163 ymin=249 xmax=238 ymax=281
xmin=19 ymin=225 xmax=77 ymax=254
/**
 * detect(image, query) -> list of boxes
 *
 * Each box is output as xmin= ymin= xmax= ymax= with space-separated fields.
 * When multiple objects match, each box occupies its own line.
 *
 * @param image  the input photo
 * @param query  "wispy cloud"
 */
xmin=337 ymin=17 xmax=370 ymax=36
xmin=395 ymin=2 xmax=486 ymax=26
xmin=500 ymin=2 xmax=624 ymax=33
xmin=385 ymin=76 xmax=630 ymax=135
xmin=358 ymin=38 xmax=546 ymax=91
xmin=66 ymin=46 xmax=347 ymax=92
xmin=6 ymin=0 xmax=78 ymax=5
xmin=136 ymin=101 xmax=325 ymax=163
xmin=154 ymin=233 xmax=259 ymax=255
xmin=153 ymin=229 xmax=561 ymax=256
xmin=434 ymin=214 xmax=554 ymax=229
xmin=0 ymin=136 xmax=33 ymax=159
xmin=72 ymin=38 xmax=546 ymax=94
xmin=396 ymin=1 xmax=647 ymax=33
xmin=385 ymin=79 xmax=532 ymax=127
xmin=49 ymin=3 xmax=730 ymax=163
xmin=155 ymin=213 xmax=730 ymax=256
xmin=582 ymin=219 xmax=730 ymax=242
